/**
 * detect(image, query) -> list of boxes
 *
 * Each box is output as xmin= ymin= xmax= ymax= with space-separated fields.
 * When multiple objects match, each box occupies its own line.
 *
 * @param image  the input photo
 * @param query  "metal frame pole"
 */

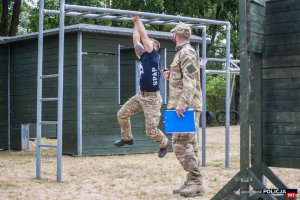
xmin=201 ymin=26 xmax=207 ymax=167
xmin=230 ymin=75 xmax=236 ymax=101
xmin=163 ymin=48 xmax=167 ymax=104
xmin=117 ymin=44 xmax=121 ymax=105
xmin=207 ymin=58 xmax=240 ymax=63
xmin=57 ymin=0 xmax=65 ymax=182
xmin=36 ymin=0 xmax=44 ymax=180
xmin=225 ymin=23 xmax=231 ymax=168
xmin=77 ymin=31 xmax=82 ymax=156
xmin=195 ymin=43 xmax=200 ymax=138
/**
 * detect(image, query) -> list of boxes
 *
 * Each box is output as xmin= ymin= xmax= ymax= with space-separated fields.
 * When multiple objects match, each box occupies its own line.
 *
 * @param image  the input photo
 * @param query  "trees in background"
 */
xmin=0 ymin=0 xmax=22 ymax=36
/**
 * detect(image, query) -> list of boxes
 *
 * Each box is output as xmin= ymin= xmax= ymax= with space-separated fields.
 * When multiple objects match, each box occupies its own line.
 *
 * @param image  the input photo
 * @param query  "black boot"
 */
xmin=113 ymin=139 xmax=134 ymax=147
xmin=158 ymin=141 xmax=171 ymax=158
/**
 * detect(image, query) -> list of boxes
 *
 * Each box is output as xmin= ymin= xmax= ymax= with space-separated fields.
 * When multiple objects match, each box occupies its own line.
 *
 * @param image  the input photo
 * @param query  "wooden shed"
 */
xmin=0 ymin=24 xmax=203 ymax=156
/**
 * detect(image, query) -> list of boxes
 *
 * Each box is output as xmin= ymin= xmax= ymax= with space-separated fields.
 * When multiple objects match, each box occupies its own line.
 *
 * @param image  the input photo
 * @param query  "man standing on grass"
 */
xmin=163 ymin=22 xmax=204 ymax=197
xmin=113 ymin=16 xmax=171 ymax=158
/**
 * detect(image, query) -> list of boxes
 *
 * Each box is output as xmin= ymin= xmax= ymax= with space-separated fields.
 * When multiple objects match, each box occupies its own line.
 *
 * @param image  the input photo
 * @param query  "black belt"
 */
xmin=140 ymin=91 xmax=159 ymax=97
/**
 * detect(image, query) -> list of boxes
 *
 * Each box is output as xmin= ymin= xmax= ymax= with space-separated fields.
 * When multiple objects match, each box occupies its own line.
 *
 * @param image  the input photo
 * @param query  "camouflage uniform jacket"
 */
xmin=167 ymin=44 xmax=202 ymax=111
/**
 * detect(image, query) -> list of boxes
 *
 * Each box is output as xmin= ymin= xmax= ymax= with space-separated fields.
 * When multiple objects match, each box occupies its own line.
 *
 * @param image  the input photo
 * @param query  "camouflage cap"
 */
xmin=171 ymin=22 xmax=191 ymax=37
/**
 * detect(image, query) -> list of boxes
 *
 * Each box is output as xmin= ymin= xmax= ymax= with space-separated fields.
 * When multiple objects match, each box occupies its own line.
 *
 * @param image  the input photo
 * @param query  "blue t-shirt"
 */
xmin=139 ymin=50 xmax=160 ymax=92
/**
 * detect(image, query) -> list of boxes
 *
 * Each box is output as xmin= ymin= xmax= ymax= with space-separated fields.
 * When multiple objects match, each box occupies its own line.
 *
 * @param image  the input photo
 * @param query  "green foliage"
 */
xmin=111 ymin=0 xmax=164 ymax=13
xmin=207 ymin=74 xmax=226 ymax=98
xmin=206 ymin=74 xmax=226 ymax=114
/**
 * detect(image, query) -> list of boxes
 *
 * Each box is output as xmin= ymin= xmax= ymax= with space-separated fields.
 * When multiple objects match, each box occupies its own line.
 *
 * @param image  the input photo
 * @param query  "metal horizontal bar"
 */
xmin=39 ymin=144 xmax=57 ymax=148
xmin=94 ymin=13 xmax=109 ymax=19
xmin=77 ymin=11 xmax=93 ymax=17
xmin=160 ymin=19 xmax=177 ymax=25
xmin=114 ymin=14 xmax=128 ymax=19
xmin=45 ymin=10 xmax=205 ymax=28
xmin=230 ymin=68 xmax=240 ymax=72
xmin=206 ymin=69 xmax=240 ymax=75
xmin=40 ymin=121 xmax=58 ymax=125
xmin=41 ymin=74 xmax=59 ymax=78
xmin=191 ymin=25 xmax=206 ymax=29
xmin=144 ymin=18 xmax=160 ymax=23
xmin=44 ymin=10 xmax=206 ymax=32
xmin=64 ymin=4 xmax=229 ymax=26
xmin=40 ymin=98 xmax=58 ymax=102
xmin=206 ymin=58 xmax=240 ymax=63
xmin=45 ymin=10 xmax=186 ymax=25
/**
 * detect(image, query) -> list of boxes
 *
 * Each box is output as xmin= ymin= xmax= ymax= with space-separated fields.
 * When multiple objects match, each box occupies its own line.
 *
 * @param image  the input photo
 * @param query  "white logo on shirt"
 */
xmin=152 ymin=67 xmax=158 ymax=86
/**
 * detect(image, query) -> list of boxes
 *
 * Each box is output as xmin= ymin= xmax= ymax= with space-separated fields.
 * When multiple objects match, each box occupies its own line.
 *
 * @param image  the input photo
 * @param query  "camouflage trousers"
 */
xmin=117 ymin=92 xmax=169 ymax=148
xmin=192 ymin=127 xmax=201 ymax=167
xmin=172 ymin=111 xmax=202 ymax=185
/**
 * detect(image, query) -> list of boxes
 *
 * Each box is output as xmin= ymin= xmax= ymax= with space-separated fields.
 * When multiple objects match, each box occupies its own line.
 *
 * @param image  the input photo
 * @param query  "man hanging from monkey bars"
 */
xmin=114 ymin=16 xmax=171 ymax=158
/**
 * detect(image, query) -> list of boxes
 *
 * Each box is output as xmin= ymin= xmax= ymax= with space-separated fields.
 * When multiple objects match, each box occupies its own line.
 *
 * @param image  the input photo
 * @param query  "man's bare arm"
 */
xmin=132 ymin=16 xmax=153 ymax=53
xmin=132 ymin=25 xmax=144 ymax=59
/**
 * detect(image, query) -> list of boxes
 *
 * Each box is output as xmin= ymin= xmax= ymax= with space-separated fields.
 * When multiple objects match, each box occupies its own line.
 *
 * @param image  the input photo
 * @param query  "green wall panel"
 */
xmin=9 ymin=33 xmax=78 ymax=152
xmin=0 ymin=45 xmax=8 ymax=149
xmin=262 ymin=0 xmax=300 ymax=168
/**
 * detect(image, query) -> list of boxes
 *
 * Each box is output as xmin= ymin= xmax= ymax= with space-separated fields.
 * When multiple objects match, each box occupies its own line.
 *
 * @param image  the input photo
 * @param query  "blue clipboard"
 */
xmin=163 ymin=109 xmax=196 ymax=134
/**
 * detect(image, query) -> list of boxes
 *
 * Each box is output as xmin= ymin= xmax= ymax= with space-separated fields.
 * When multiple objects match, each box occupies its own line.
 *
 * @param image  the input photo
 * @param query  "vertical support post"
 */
xmin=117 ymin=44 xmax=121 ymax=105
xmin=239 ymin=0 xmax=250 ymax=197
xmin=250 ymin=52 xmax=264 ymax=188
xmin=164 ymin=48 xmax=167 ymax=104
xmin=21 ymin=124 xmax=29 ymax=151
xmin=77 ymin=31 xmax=82 ymax=156
xmin=195 ymin=43 xmax=200 ymax=145
xmin=135 ymin=61 xmax=141 ymax=93
xmin=230 ymin=75 xmax=236 ymax=101
xmin=7 ymin=44 xmax=10 ymax=150
xmin=225 ymin=23 xmax=231 ymax=168
xmin=57 ymin=0 xmax=65 ymax=183
xmin=36 ymin=0 xmax=44 ymax=180
xmin=201 ymin=26 xmax=207 ymax=167
xmin=158 ymin=48 xmax=166 ymax=103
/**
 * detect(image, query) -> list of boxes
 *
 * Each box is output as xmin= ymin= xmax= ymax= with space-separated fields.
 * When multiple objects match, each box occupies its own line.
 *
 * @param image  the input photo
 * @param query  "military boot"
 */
xmin=173 ymin=182 xmax=187 ymax=194
xmin=158 ymin=141 xmax=171 ymax=158
xmin=179 ymin=184 xmax=205 ymax=197
xmin=113 ymin=139 xmax=134 ymax=146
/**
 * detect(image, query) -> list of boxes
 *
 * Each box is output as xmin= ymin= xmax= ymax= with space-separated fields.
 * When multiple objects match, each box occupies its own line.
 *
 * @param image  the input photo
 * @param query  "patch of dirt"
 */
xmin=0 ymin=126 xmax=299 ymax=200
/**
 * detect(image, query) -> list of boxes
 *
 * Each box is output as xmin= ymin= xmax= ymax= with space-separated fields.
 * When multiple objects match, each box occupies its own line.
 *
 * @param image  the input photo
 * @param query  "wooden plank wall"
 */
xmin=120 ymin=48 xmax=136 ymax=104
xmin=9 ymin=34 xmax=77 ymax=152
xmin=262 ymin=0 xmax=300 ymax=168
xmin=248 ymin=0 xmax=265 ymax=53
xmin=248 ymin=0 xmax=265 ymax=166
xmin=81 ymin=33 xmax=175 ymax=155
xmin=0 ymin=45 xmax=8 ymax=149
